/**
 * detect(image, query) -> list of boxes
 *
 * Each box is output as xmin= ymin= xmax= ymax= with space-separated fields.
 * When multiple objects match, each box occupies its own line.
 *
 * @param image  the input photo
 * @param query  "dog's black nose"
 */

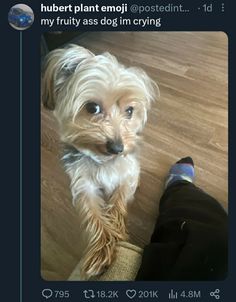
xmin=106 ymin=140 xmax=124 ymax=154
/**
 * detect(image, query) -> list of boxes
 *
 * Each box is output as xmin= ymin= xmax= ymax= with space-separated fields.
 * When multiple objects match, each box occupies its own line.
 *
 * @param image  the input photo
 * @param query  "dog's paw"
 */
xmin=81 ymin=238 xmax=116 ymax=277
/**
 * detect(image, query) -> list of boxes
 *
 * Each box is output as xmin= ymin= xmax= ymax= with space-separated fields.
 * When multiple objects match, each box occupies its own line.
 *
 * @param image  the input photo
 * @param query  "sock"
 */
xmin=165 ymin=157 xmax=195 ymax=189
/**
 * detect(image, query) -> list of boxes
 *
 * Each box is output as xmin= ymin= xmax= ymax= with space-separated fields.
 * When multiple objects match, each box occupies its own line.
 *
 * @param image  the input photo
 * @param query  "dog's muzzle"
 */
xmin=106 ymin=140 xmax=124 ymax=154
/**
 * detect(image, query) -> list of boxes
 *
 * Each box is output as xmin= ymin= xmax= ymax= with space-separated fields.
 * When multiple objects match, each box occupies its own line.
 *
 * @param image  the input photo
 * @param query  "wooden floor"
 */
xmin=41 ymin=32 xmax=228 ymax=280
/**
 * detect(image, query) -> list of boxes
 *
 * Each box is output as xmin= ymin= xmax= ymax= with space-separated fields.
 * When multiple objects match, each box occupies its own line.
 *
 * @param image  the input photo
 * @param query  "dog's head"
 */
xmin=42 ymin=44 xmax=159 ymax=161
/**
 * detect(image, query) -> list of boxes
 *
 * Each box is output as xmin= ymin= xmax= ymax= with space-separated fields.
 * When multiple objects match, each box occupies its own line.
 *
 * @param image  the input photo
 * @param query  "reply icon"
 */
xmin=42 ymin=288 xmax=53 ymax=299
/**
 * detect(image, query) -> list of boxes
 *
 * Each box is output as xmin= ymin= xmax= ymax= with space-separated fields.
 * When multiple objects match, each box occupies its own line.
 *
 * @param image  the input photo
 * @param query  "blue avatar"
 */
xmin=8 ymin=7 xmax=33 ymax=28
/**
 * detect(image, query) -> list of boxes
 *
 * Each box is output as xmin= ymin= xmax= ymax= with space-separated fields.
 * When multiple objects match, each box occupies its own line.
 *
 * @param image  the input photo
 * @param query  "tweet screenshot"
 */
xmin=4 ymin=0 xmax=235 ymax=301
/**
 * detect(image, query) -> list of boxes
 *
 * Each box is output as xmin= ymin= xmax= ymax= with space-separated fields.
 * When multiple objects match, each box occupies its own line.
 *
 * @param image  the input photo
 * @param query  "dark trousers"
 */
xmin=135 ymin=181 xmax=228 ymax=281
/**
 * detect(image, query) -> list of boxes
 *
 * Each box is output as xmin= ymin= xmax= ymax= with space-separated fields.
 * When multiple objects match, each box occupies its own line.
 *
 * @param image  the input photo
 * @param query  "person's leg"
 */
xmin=136 ymin=157 xmax=228 ymax=281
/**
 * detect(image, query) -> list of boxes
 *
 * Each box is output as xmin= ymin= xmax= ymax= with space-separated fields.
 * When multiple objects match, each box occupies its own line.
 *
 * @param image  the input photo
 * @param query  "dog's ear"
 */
xmin=41 ymin=44 xmax=93 ymax=110
xmin=142 ymin=72 xmax=160 ymax=127
xmin=129 ymin=67 xmax=160 ymax=128
xmin=138 ymin=68 xmax=160 ymax=109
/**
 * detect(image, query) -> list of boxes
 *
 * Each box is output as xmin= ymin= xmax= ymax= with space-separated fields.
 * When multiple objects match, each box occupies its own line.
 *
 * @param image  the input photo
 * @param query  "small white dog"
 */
xmin=42 ymin=44 xmax=159 ymax=278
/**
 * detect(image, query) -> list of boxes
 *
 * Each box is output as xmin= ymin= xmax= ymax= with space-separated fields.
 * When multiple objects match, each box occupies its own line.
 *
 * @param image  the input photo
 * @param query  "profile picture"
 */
xmin=8 ymin=4 xmax=34 ymax=30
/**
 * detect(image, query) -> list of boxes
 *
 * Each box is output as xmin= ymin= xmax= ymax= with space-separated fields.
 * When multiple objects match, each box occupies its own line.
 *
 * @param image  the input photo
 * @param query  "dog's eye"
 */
xmin=85 ymin=102 xmax=102 ymax=114
xmin=125 ymin=106 xmax=134 ymax=118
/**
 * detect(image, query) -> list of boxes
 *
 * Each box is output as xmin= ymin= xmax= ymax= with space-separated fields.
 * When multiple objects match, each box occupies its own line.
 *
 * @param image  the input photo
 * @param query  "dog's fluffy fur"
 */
xmin=42 ymin=44 xmax=159 ymax=278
